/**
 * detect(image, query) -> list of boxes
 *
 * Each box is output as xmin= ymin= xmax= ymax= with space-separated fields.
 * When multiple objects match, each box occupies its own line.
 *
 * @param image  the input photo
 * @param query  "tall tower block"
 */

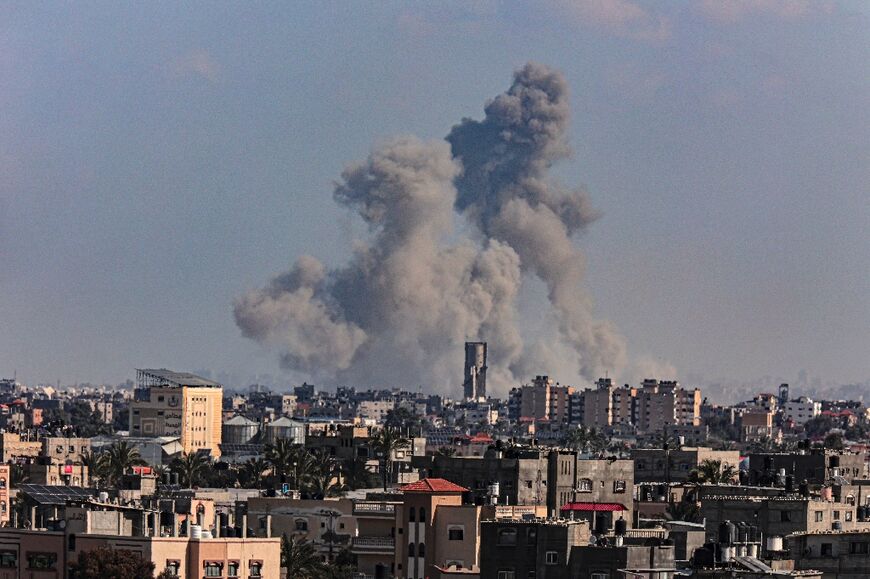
xmin=463 ymin=342 xmax=487 ymax=401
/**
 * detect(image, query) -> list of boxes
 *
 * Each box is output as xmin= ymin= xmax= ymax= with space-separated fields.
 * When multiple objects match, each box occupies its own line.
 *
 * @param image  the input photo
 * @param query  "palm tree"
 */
xmin=105 ymin=441 xmax=146 ymax=486
xmin=281 ymin=533 xmax=324 ymax=579
xmin=341 ymin=457 xmax=377 ymax=490
xmin=688 ymin=459 xmax=738 ymax=485
xmin=80 ymin=449 xmax=109 ymax=488
xmin=238 ymin=458 xmax=270 ymax=489
xmin=435 ymin=446 xmax=458 ymax=457
xmin=368 ymin=427 xmax=410 ymax=491
xmin=666 ymin=500 xmax=702 ymax=523
xmin=170 ymin=452 xmax=209 ymax=488
xmin=306 ymin=451 xmax=343 ymax=498
xmin=266 ymin=439 xmax=304 ymax=488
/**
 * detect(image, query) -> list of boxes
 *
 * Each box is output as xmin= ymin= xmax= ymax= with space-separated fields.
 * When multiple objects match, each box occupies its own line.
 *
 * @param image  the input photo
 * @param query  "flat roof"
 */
xmin=137 ymin=369 xmax=221 ymax=388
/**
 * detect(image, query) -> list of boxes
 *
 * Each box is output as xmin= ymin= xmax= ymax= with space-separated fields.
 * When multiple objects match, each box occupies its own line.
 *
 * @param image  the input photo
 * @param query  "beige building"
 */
xmin=635 ymin=380 xmax=701 ymax=433
xmin=517 ymin=376 xmax=574 ymax=425
xmin=130 ymin=369 xmax=223 ymax=457
xmin=583 ymin=378 xmax=636 ymax=429
xmin=0 ymin=433 xmax=41 ymax=463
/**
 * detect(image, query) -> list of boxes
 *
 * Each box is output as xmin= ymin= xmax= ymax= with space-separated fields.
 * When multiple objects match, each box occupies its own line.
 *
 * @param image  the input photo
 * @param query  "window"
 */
xmin=68 ymin=534 xmax=76 ymax=551
xmin=821 ymin=543 xmax=833 ymax=557
xmin=0 ymin=551 xmax=16 ymax=568
xmin=295 ymin=518 xmax=308 ymax=531
xmin=228 ymin=561 xmax=239 ymax=577
xmin=448 ymin=526 xmax=464 ymax=540
xmin=205 ymin=562 xmax=222 ymax=577
xmin=849 ymin=542 xmax=869 ymax=554
xmin=497 ymin=528 xmax=518 ymax=546
xmin=250 ymin=561 xmax=263 ymax=577
xmin=165 ymin=561 xmax=181 ymax=577
xmin=578 ymin=479 xmax=593 ymax=492
xmin=409 ymin=507 xmax=416 ymax=522
xmin=613 ymin=480 xmax=627 ymax=493
xmin=833 ymin=511 xmax=841 ymax=521
xmin=497 ymin=571 xmax=515 ymax=579
xmin=846 ymin=511 xmax=853 ymax=522
xmin=409 ymin=543 xmax=415 ymax=557
xmin=591 ymin=573 xmax=610 ymax=579
xmin=815 ymin=511 xmax=824 ymax=522
xmin=780 ymin=511 xmax=791 ymax=522
xmin=545 ymin=551 xmax=559 ymax=565
xmin=419 ymin=508 xmax=426 ymax=520
xmin=26 ymin=553 xmax=56 ymax=570
xmin=527 ymin=528 xmax=537 ymax=544
xmin=418 ymin=543 xmax=425 ymax=557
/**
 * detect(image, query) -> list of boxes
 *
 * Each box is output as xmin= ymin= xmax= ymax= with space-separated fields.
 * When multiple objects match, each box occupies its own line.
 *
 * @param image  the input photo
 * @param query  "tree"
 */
xmin=435 ymin=446 xmax=458 ymax=457
xmin=281 ymin=533 xmax=324 ymax=579
xmin=306 ymin=451 xmax=343 ymax=498
xmin=824 ymin=432 xmax=845 ymax=451
xmin=105 ymin=441 xmax=146 ymax=486
xmin=68 ymin=546 xmax=155 ymax=579
xmin=688 ymin=459 xmax=738 ymax=485
xmin=266 ymin=439 xmax=314 ymax=490
xmin=238 ymin=458 xmax=270 ymax=489
xmin=341 ymin=456 xmax=378 ymax=490
xmin=368 ymin=427 xmax=410 ymax=491
xmin=665 ymin=501 xmax=702 ymax=524
xmin=170 ymin=452 xmax=210 ymax=488
xmin=80 ymin=449 xmax=108 ymax=488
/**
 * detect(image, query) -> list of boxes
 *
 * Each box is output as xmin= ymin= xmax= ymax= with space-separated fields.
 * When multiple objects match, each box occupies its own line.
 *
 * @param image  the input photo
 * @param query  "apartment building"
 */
xmin=632 ymin=447 xmax=740 ymax=484
xmin=129 ymin=369 xmax=223 ymax=457
xmin=784 ymin=396 xmax=822 ymax=425
xmin=635 ymin=380 xmax=701 ymax=433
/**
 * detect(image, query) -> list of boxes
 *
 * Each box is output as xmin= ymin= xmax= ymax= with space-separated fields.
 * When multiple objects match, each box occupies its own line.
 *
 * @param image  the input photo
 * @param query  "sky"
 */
xmin=1 ymin=1 xmax=868 ymax=396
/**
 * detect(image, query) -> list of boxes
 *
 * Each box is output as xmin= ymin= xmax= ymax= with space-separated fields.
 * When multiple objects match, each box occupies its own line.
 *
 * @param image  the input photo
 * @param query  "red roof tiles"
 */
xmin=400 ymin=478 xmax=468 ymax=493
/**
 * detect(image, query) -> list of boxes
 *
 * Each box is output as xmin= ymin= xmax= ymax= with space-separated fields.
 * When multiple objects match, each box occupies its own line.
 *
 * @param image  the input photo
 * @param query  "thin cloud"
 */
xmin=698 ymin=0 xmax=834 ymax=24
xmin=553 ymin=0 xmax=672 ymax=43
xmin=167 ymin=49 xmax=221 ymax=82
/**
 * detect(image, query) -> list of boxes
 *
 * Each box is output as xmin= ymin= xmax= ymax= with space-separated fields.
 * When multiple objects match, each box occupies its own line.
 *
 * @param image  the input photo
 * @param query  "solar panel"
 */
xmin=18 ymin=484 xmax=97 ymax=505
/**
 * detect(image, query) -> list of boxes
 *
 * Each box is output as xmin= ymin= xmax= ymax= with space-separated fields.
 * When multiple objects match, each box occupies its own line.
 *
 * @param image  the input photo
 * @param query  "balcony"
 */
xmin=353 ymin=501 xmax=397 ymax=518
xmin=350 ymin=536 xmax=395 ymax=555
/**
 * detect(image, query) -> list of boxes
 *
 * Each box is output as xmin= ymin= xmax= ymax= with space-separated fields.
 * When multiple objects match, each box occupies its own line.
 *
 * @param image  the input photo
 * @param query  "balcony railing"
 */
xmin=353 ymin=502 xmax=397 ymax=517
xmin=351 ymin=536 xmax=396 ymax=553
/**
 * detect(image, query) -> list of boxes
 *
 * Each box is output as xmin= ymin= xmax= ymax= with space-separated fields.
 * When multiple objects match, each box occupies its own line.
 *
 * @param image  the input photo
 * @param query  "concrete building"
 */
xmin=479 ymin=519 xmax=589 ymax=579
xmin=0 ymin=433 xmax=41 ymax=462
xmin=568 ymin=544 xmax=676 ymax=579
xmin=747 ymin=452 xmax=866 ymax=486
xmin=463 ymin=342 xmax=488 ymax=401
xmin=359 ymin=400 xmax=396 ymax=423
xmin=701 ymin=496 xmax=859 ymax=538
xmin=635 ymin=380 xmax=701 ymax=433
xmin=130 ymin=369 xmax=223 ymax=457
xmin=583 ymin=378 xmax=636 ymax=430
xmin=515 ymin=376 xmax=575 ymax=426
xmin=784 ymin=397 xmax=822 ymax=426
xmin=788 ymin=529 xmax=870 ymax=579
xmin=740 ymin=409 xmax=777 ymax=443
xmin=632 ymin=447 xmax=740 ymax=484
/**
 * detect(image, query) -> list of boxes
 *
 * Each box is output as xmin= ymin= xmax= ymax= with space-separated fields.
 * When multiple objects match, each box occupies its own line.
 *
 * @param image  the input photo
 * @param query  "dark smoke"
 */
xmin=235 ymin=63 xmax=627 ymax=392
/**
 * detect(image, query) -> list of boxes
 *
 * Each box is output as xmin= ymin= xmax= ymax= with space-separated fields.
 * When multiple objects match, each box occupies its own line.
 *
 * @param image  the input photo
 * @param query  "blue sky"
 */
xmin=1 ymin=1 xmax=868 ymax=392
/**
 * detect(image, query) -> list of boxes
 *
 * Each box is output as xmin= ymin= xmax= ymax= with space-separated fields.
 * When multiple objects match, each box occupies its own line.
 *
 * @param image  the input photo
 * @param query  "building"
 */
xmin=784 ymin=397 xmax=821 ymax=426
xmin=740 ymin=409 xmax=777 ymax=443
xmin=701 ymin=495 xmax=859 ymax=538
xmin=583 ymin=378 xmax=636 ymax=430
xmin=222 ymin=415 xmax=260 ymax=445
xmin=635 ymin=380 xmax=701 ymax=433
xmin=479 ymin=519 xmax=588 ymax=579
xmin=262 ymin=416 xmax=305 ymax=445
xmin=359 ymin=400 xmax=396 ymax=423
xmin=788 ymin=529 xmax=870 ymax=579
xmin=568 ymin=543 xmax=676 ymax=579
xmin=0 ymin=433 xmax=41 ymax=462
xmin=632 ymin=447 xmax=740 ymax=484
xmin=514 ymin=376 xmax=575 ymax=426
xmin=463 ymin=342 xmax=487 ymax=401
xmin=129 ymin=369 xmax=223 ymax=457
xmin=746 ymin=452 xmax=866 ymax=486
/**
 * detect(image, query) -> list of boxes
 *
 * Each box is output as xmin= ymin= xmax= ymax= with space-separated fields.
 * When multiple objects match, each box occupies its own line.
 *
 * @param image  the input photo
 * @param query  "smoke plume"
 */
xmin=235 ymin=63 xmax=627 ymax=392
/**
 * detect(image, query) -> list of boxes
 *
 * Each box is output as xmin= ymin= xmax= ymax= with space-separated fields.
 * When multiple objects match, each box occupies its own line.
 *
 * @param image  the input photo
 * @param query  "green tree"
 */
xmin=69 ymin=546 xmax=155 ymax=579
xmin=306 ymin=451 xmax=343 ymax=498
xmin=665 ymin=501 xmax=702 ymax=523
xmin=266 ymin=439 xmax=313 ymax=489
xmin=341 ymin=457 xmax=377 ymax=490
xmin=238 ymin=458 xmax=270 ymax=489
xmin=80 ymin=449 xmax=108 ymax=487
xmin=281 ymin=533 xmax=324 ymax=579
xmin=368 ymin=427 xmax=410 ymax=491
xmin=170 ymin=452 xmax=210 ymax=488
xmin=824 ymin=432 xmax=845 ymax=451
xmin=105 ymin=441 xmax=146 ymax=486
xmin=688 ymin=459 xmax=738 ymax=485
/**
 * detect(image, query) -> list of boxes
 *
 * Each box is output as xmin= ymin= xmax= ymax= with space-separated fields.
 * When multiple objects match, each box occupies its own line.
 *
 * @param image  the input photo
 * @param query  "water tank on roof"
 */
xmin=719 ymin=521 xmax=735 ymax=545
xmin=766 ymin=536 xmax=783 ymax=552
xmin=190 ymin=525 xmax=202 ymax=539
xmin=615 ymin=518 xmax=627 ymax=536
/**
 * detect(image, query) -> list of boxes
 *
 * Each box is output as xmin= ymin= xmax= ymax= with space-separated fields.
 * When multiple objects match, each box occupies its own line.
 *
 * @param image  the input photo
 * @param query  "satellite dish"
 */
xmin=58 ymin=520 xmax=66 ymax=529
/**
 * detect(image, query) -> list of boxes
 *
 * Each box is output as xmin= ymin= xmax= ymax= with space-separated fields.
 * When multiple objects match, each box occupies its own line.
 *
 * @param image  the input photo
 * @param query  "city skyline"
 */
xmin=2 ymin=2 xmax=868 ymax=393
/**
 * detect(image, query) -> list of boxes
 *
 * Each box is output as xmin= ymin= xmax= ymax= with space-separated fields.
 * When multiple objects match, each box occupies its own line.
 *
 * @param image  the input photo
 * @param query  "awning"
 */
xmin=560 ymin=502 xmax=627 ymax=512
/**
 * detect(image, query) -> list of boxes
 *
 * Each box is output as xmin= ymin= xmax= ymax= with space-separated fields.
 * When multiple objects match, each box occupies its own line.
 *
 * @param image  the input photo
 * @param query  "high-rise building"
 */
xmin=129 ymin=369 xmax=223 ymax=457
xmin=463 ymin=342 xmax=487 ymax=401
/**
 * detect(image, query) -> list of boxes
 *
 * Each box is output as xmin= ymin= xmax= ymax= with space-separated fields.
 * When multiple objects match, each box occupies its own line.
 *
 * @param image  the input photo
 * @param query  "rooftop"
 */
xmin=400 ymin=478 xmax=468 ymax=493
xmin=136 ymin=368 xmax=221 ymax=389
